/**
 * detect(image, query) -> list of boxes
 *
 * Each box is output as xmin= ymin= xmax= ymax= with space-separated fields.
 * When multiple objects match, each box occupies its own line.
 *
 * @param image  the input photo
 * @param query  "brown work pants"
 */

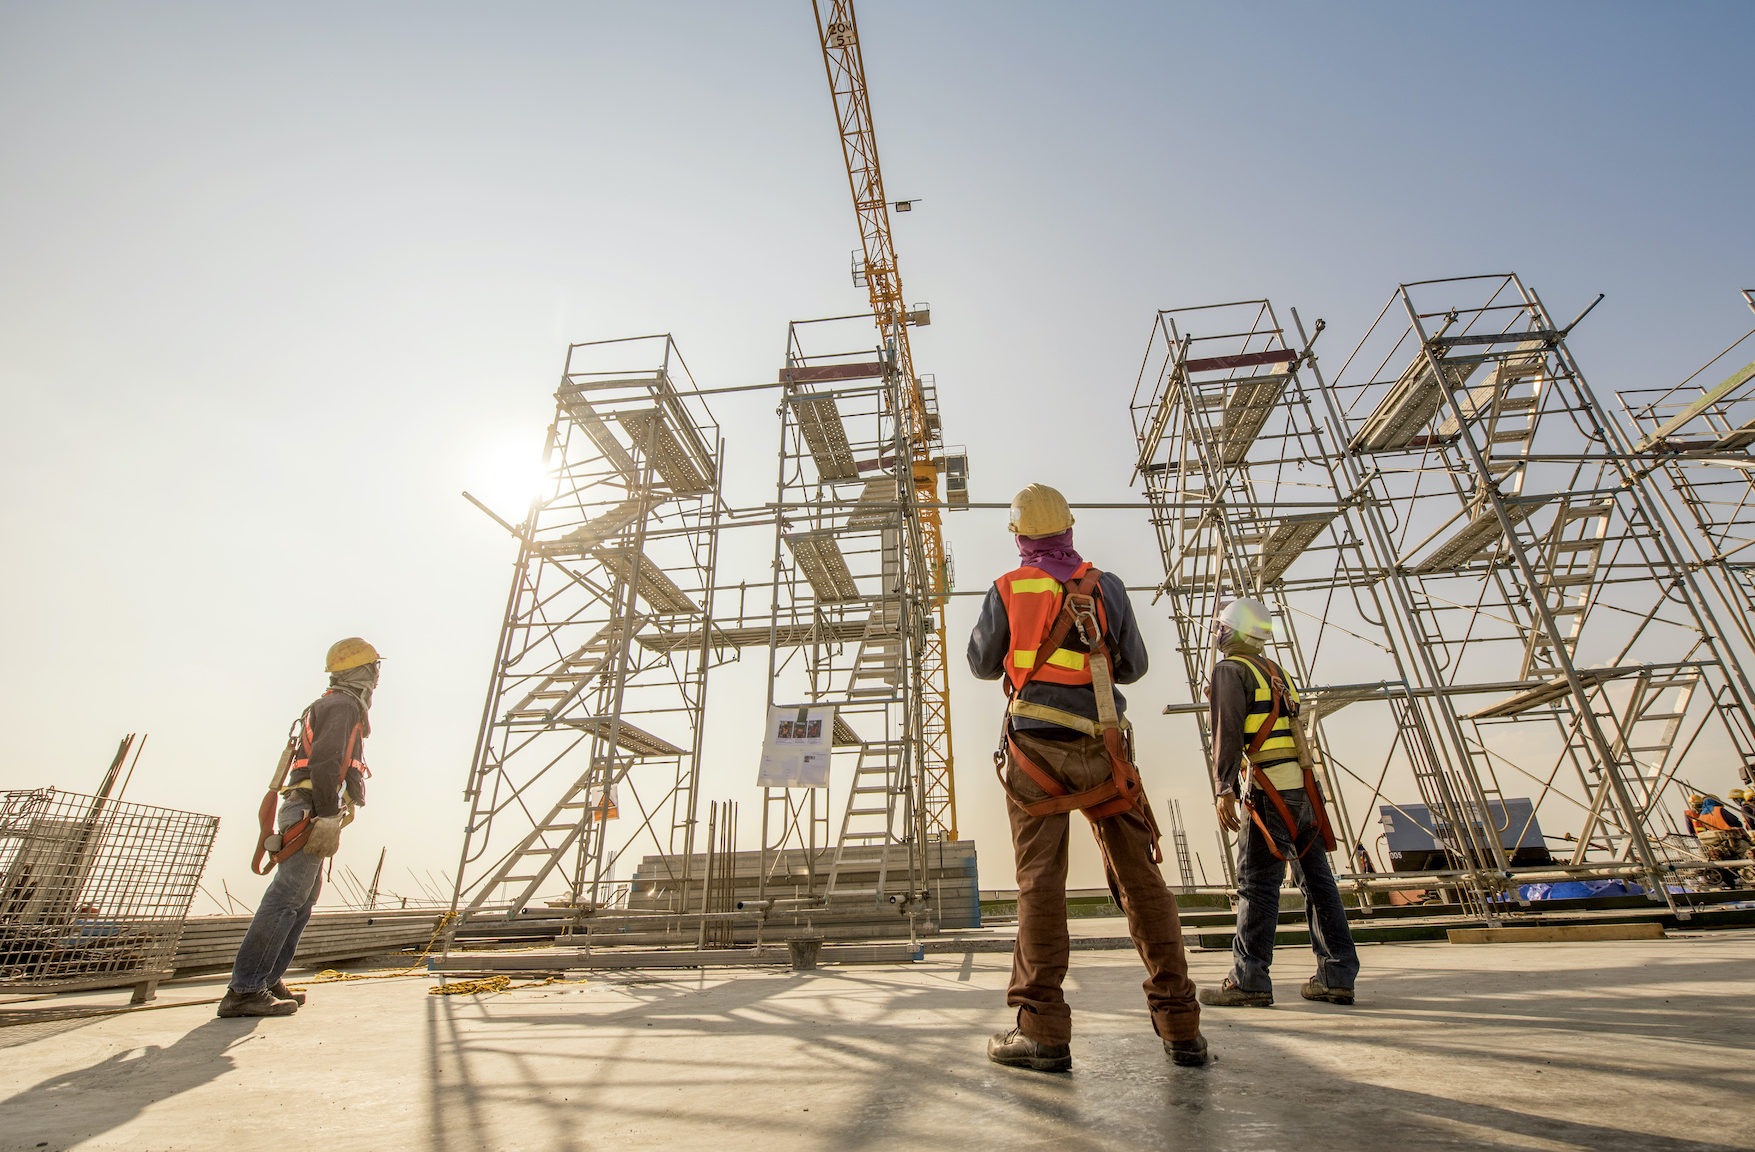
xmin=1004 ymin=729 xmax=1201 ymax=1045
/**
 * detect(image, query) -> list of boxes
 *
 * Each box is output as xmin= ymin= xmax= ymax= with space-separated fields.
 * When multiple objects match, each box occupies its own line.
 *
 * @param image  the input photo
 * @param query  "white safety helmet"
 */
xmin=1213 ymin=598 xmax=1274 ymax=648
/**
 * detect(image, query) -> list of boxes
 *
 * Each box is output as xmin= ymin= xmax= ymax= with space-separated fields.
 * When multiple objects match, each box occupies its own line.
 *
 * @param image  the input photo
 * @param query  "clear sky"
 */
xmin=3 ymin=2 xmax=1752 ymax=908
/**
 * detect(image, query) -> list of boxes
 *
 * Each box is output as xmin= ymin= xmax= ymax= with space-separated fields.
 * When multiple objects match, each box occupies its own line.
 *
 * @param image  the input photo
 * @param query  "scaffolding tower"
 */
xmin=756 ymin=314 xmax=932 ymax=911
xmin=1616 ymin=288 xmax=1755 ymax=744
xmin=447 ymin=336 xmax=723 ymax=927
xmin=1133 ymin=279 xmax=1755 ymax=914
xmin=1132 ymin=298 xmax=1433 ymax=899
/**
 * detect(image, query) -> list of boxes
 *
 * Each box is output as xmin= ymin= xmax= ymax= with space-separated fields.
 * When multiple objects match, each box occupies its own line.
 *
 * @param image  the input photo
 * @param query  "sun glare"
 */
xmin=466 ymin=435 xmax=550 ymax=518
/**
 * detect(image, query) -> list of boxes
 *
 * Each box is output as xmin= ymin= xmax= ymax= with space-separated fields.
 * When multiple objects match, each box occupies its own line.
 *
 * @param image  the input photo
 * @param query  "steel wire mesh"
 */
xmin=0 ymin=787 xmax=218 ymax=992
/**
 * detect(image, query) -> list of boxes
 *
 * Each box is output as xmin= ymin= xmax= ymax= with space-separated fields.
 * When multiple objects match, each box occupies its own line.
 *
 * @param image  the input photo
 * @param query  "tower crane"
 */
xmin=811 ymin=1 xmax=958 ymax=840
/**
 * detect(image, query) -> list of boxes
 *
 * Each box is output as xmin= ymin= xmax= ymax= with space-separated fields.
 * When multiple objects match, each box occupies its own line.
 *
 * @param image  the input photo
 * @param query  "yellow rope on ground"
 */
xmin=428 ymin=974 xmax=587 ymax=996
xmin=285 ymin=914 xmax=590 ymax=997
xmin=291 ymin=911 xmax=459 ymax=989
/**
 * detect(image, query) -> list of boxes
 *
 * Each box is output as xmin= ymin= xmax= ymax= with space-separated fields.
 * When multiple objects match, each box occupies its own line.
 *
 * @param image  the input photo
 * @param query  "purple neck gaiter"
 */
xmin=1017 ymin=530 xmax=1085 ymax=584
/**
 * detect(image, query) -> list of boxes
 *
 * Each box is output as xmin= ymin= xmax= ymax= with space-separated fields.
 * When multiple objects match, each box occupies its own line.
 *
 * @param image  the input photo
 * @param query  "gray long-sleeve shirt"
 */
xmin=966 ymin=568 xmax=1146 ymax=733
xmin=288 ymin=691 xmax=368 ymax=817
xmin=1208 ymin=659 xmax=1256 ymax=798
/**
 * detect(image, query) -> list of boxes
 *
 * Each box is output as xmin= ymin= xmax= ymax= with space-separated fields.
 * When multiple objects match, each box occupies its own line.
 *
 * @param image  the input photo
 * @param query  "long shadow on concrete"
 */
xmin=418 ymin=955 xmax=1754 ymax=1152
xmin=2 ymin=1017 xmax=262 ymax=1148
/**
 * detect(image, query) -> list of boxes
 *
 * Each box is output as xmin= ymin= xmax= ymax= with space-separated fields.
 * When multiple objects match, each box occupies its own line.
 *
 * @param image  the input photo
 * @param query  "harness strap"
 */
xmin=1006 ymin=698 xmax=1128 ymax=738
xmin=250 ymin=717 xmax=303 ymax=876
xmin=1230 ymin=653 xmax=1338 ymax=861
xmin=996 ymin=569 xmax=1158 ymax=859
xmin=250 ymin=700 xmax=366 ymax=875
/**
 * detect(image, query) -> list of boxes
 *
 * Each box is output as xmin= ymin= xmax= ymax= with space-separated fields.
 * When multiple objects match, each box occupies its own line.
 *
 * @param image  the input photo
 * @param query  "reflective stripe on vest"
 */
xmin=1229 ymin=655 xmax=1300 ymax=764
xmin=998 ymin=562 xmax=1106 ymax=690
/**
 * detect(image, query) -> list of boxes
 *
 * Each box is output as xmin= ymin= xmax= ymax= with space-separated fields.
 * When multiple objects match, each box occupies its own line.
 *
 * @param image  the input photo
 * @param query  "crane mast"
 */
xmin=811 ymin=0 xmax=958 ymax=840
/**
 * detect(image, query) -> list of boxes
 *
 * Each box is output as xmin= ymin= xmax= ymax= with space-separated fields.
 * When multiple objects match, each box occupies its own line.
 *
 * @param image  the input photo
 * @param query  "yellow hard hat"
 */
xmin=1008 ymin=484 xmax=1074 ymax=538
xmin=325 ymin=637 xmax=382 ymax=673
xmin=1687 ymin=792 xmax=1705 ymax=806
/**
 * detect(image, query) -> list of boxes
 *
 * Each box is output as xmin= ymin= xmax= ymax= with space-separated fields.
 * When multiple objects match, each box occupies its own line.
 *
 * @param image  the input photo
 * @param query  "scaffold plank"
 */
xmin=1217 ymin=372 xmax=1290 ymax=466
xmin=1466 ymin=666 xmax=1643 ymax=719
xmin=787 ymin=532 xmax=861 ymax=601
xmin=792 ymin=393 xmax=859 ymax=480
xmin=616 ymin=409 xmax=714 ymax=494
xmin=846 ymin=476 xmax=900 ymax=528
xmin=593 ymin=547 xmax=701 ymax=616
xmin=636 ymin=618 xmax=895 ymax=653
xmin=540 ymin=715 xmax=685 ymax=757
xmin=1249 ymin=511 xmax=1338 ymax=586
xmin=536 ymin=497 xmax=659 ymax=559
xmin=557 ymin=390 xmax=640 ymax=480
xmin=1406 ymin=498 xmax=1550 ymax=575
xmin=1351 ymin=354 xmax=1481 ymax=453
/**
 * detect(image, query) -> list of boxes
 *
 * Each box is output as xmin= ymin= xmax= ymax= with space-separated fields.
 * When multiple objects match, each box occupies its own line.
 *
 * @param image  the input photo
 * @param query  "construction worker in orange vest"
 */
xmin=1201 ymin=598 xmax=1358 ymax=1008
xmin=218 ymin=637 xmax=380 ymax=1018
xmin=968 ymin=484 xmax=1208 ymax=1072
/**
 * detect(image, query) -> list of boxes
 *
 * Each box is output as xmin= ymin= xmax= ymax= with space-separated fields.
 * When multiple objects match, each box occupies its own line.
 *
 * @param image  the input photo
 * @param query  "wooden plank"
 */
xmin=1183 ymin=349 xmax=1296 ymax=373
xmin=1447 ymin=922 xmax=1665 ymax=944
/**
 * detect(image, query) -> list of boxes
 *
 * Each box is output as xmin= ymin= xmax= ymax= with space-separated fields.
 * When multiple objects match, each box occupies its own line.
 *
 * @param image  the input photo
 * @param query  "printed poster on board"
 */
xmin=756 ymin=704 xmax=835 ymax=788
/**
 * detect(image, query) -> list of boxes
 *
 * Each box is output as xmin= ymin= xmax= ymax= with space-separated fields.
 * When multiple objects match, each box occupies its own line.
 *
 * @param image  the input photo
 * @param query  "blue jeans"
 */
xmin=1230 ymin=787 xmax=1359 ymax=992
xmin=228 ymin=796 xmax=324 ymax=994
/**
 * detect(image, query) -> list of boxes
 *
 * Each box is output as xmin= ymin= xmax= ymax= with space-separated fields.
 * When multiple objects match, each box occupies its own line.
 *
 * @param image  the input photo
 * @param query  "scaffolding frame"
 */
xmin=1616 ymin=289 xmax=1755 ymax=758
xmin=1133 ymin=280 xmax=1755 ymax=917
xmin=447 ymin=336 xmax=723 ymax=929
xmin=754 ymin=314 xmax=933 ymax=914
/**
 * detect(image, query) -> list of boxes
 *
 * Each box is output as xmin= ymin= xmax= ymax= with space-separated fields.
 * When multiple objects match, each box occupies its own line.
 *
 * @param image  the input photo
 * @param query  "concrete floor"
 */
xmin=2 ymin=927 xmax=1752 ymax=1152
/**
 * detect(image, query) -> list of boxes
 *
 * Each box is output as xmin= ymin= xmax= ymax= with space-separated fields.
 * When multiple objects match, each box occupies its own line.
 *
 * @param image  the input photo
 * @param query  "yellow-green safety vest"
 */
xmin=1228 ymin=655 xmax=1304 ymax=792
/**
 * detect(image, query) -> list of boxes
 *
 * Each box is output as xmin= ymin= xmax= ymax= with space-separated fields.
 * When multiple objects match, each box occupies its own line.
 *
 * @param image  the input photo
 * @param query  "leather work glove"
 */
xmin=302 ymin=814 xmax=344 ymax=857
xmin=1215 ymin=794 xmax=1241 ymax=834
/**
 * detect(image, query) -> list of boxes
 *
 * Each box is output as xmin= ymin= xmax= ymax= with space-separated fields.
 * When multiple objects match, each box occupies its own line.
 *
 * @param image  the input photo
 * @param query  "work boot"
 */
xmin=1300 ymin=977 xmax=1355 ymax=1005
xmin=1198 ymin=979 xmax=1273 ymax=1008
xmin=270 ymin=980 xmax=307 ymax=1005
xmin=216 ymin=989 xmax=298 ymax=1018
xmin=1163 ymin=1033 xmax=1212 ymax=1067
xmin=986 ymin=1027 xmax=1072 ymax=1072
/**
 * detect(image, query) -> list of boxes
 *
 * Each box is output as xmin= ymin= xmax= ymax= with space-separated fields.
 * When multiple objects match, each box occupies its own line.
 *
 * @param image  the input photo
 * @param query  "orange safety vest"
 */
xmin=1690 ymin=807 xmax=1737 ymax=833
xmin=991 ymin=566 xmax=1157 ymax=853
xmin=998 ymin=562 xmax=1109 ymax=690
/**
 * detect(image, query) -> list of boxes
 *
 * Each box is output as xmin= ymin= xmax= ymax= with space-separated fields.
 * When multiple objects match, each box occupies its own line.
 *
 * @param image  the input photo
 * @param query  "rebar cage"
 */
xmin=0 ymin=787 xmax=218 ymax=997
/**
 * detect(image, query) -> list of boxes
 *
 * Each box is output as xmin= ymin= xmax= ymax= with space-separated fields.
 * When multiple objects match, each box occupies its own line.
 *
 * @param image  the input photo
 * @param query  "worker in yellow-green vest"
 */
xmin=1201 ymin=598 xmax=1359 ymax=1008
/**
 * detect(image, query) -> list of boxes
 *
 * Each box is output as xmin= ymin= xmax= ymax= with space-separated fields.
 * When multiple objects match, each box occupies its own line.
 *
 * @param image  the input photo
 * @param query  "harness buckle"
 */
xmin=1068 ymin=594 xmax=1100 ymax=647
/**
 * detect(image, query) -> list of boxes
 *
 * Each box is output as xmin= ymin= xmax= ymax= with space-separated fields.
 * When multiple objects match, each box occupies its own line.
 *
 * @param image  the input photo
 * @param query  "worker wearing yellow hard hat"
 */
xmin=1733 ymin=787 xmax=1755 ymax=830
xmin=220 ymin=637 xmax=383 ymax=1018
xmin=970 ymin=484 xmax=1209 ymax=1072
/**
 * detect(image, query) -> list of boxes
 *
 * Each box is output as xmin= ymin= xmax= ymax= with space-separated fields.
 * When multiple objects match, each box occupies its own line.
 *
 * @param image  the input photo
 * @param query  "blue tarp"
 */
xmin=1518 ymin=880 xmax=1645 ymax=900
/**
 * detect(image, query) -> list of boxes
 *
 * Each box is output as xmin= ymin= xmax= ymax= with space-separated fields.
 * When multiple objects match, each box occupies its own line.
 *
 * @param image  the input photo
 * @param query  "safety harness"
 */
xmin=993 ymin=568 xmax=1161 ymax=858
xmin=1229 ymin=652 xmax=1336 ymax=862
xmin=250 ymin=693 xmax=365 ymax=875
